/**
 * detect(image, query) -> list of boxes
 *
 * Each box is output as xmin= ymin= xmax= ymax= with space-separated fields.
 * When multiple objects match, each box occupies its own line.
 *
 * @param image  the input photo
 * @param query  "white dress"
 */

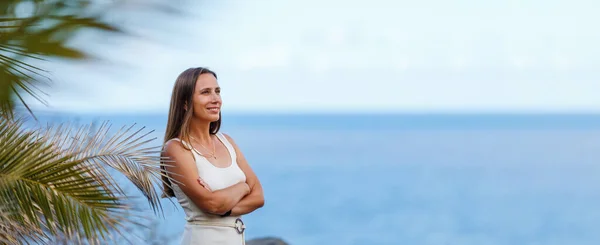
xmin=169 ymin=132 xmax=248 ymax=245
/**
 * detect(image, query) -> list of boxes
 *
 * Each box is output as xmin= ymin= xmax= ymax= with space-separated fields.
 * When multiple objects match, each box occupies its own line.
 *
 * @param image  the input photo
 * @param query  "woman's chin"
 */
xmin=195 ymin=114 xmax=220 ymax=122
xmin=208 ymin=114 xmax=220 ymax=122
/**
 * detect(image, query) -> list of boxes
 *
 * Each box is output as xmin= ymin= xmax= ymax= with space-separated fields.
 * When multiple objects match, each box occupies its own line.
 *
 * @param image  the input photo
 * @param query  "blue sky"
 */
xmin=32 ymin=0 xmax=600 ymax=114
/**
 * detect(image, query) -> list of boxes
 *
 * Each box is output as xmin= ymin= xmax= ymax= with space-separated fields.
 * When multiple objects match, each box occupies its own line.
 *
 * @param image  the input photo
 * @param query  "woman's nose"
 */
xmin=211 ymin=93 xmax=220 ymax=101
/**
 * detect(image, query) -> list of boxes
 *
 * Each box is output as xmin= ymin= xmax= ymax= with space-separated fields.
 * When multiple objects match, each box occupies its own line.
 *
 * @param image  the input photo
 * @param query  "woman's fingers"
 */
xmin=197 ymin=177 xmax=213 ymax=192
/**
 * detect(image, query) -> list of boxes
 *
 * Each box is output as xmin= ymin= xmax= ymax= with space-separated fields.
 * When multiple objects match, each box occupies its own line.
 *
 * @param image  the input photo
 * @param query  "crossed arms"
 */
xmin=163 ymin=134 xmax=265 ymax=216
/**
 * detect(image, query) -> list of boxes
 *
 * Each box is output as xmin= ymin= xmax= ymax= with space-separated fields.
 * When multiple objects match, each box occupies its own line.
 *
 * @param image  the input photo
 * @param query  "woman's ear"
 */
xmin=184 ymin=102 xmax=188 ymax=111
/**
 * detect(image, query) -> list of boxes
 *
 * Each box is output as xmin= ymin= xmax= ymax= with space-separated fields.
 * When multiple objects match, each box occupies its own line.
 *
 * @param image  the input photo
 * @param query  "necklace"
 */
xmin=190 ymin=136 xmax=217 ymax=159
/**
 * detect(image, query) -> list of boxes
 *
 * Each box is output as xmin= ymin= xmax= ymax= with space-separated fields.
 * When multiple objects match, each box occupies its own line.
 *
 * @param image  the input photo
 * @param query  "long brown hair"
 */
xmin=161 ymin=67 xmax=221 ymax=198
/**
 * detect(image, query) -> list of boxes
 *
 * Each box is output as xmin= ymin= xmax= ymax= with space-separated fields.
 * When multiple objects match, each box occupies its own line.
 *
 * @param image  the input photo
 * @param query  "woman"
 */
xmin=161 ymin=67 xmax=265 ymax=245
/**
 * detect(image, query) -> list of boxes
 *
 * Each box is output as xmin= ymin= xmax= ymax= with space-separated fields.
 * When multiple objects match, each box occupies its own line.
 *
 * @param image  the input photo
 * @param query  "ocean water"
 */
xmin=32 ymin=113 xmax=600 ymax=245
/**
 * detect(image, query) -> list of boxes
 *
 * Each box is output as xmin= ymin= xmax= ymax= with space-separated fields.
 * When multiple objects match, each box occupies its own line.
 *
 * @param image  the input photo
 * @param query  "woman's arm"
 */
xmin=230 ymin=183 xmax=264 ymax=216
xmin=197 ymin=177 xmax=261 ymax=216
xmin=163 ymin=140 xmax=250 ymax=215
xmin=223 ymin=134 xmax=265 ymax=216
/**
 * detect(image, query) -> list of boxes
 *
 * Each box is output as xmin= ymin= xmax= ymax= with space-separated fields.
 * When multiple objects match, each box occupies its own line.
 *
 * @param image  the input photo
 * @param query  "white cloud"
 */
xmin=27 ymin=0 xmax=600 ymax=113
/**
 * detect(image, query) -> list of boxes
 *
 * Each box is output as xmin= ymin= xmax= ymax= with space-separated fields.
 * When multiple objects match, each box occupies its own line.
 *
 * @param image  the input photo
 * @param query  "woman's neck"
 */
xmin=188 ymin=119 xmax=213 ymax=145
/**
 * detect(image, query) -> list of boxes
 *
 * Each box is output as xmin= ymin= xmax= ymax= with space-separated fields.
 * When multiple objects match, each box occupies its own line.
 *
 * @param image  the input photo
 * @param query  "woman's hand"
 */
xmin=197 ymin=177 xmax=213 ymax=192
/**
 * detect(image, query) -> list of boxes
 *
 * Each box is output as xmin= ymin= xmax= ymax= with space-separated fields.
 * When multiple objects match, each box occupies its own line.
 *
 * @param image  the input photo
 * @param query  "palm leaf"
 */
xmin=0 ymin=118 xmax=138 ymax=244
xmin=40 ymin=120 xmax=172 ymax=216
xmin=0 ymin=197 xmax=54 ymax=245
xmin=0 ymin=0 xmax=122 ymax=118
xmin=1 ymin=0 xmax=187 ymax=244
xmin=0 ymin=200 xmax=49 ymax=245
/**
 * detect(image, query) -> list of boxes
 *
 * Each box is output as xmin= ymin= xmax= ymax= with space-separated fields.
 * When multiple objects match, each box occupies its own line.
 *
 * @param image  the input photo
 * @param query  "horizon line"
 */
xmin=23 ymin=109 xmax=600 ymax=117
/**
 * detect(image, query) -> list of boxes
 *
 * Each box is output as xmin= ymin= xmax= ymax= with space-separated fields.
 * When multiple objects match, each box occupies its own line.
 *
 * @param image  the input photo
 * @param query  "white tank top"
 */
xmin=168 ymin=132 xmax=247 ymax=222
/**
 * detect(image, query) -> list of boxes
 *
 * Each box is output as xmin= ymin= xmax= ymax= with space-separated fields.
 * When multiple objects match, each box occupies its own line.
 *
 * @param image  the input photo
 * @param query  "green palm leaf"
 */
xmin=0 ymin=200 xmax=50 ymax=245
xmin=0 ymin=0 xmax=121 ymax=119
xmin=0 ymin=118 xmax=128 ymax=244
xmin=43 ymin=120 xmax=171 ymax=215
xmin=1 ymin=0 xmax=185 ymax=243
xmin=0 ymin=118 xmax=172 ymax=244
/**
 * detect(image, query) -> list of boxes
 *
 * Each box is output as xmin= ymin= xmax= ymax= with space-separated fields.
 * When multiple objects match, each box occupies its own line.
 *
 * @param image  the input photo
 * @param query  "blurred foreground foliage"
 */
xmin=0 ymin=0 xmax=181 ymax=244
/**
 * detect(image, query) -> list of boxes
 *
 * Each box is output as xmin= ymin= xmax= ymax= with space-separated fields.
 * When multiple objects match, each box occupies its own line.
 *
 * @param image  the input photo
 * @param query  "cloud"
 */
xmin=27 ymin=0 xmax=600 ymax=113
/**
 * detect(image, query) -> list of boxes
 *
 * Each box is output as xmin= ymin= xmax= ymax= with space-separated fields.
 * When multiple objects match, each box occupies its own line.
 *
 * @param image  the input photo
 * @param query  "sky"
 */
xmin=29 ymin=0 xmax=600 ymax=114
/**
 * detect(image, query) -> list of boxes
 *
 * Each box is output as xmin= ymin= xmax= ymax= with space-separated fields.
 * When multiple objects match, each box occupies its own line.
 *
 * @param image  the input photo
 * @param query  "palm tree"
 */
xmin=1 ymin=0 xmax=178 ymax=244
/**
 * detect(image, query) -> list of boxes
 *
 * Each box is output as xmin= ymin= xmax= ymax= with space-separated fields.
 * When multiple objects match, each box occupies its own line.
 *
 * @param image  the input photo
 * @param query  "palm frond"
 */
xmin=0 ymin=199 xmax=46 ymax=245
xmin=40 ymin=120 xmax=173 ymax=216
xmin=0 ymin=118 xmax=137 ymax=244
xmin=0 ymin=199 xmax=51 ymax=245
xmin=0 ymin=0 xmax=122 ymax=118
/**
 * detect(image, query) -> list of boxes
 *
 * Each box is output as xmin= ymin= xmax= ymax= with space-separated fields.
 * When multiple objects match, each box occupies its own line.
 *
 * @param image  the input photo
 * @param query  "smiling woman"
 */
xmin=160 ymin=67 xmax=265 ymax=245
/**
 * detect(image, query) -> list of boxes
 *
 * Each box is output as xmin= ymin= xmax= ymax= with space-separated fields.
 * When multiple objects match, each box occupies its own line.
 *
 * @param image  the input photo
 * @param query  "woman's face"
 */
xmin=190 ymin=73 xmax=221 ymax=122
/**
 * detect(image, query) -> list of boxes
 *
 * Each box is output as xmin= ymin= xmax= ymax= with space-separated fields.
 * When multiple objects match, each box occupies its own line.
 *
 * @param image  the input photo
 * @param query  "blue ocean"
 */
xmin=34 ymin=112 xmax=600 ymax=245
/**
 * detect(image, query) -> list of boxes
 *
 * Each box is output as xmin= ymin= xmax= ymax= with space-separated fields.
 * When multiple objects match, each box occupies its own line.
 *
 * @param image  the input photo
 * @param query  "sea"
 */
xmin=30 ymin=112 xmax=600 ymax=245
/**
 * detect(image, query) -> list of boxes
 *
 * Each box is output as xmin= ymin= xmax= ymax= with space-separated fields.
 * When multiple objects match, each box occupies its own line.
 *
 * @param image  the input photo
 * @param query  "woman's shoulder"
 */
xmin=218 ymin=132 xmax=237 ymax=145
xmin=165 ymin=137 xmax=182 ymax=143
xmin=164 ymin=137 xmax=182 ymax=146
xmin=163 ymin=138 xmax=188 ymax=153
xmin=218 ymin=131 xmax=232 ymax=139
